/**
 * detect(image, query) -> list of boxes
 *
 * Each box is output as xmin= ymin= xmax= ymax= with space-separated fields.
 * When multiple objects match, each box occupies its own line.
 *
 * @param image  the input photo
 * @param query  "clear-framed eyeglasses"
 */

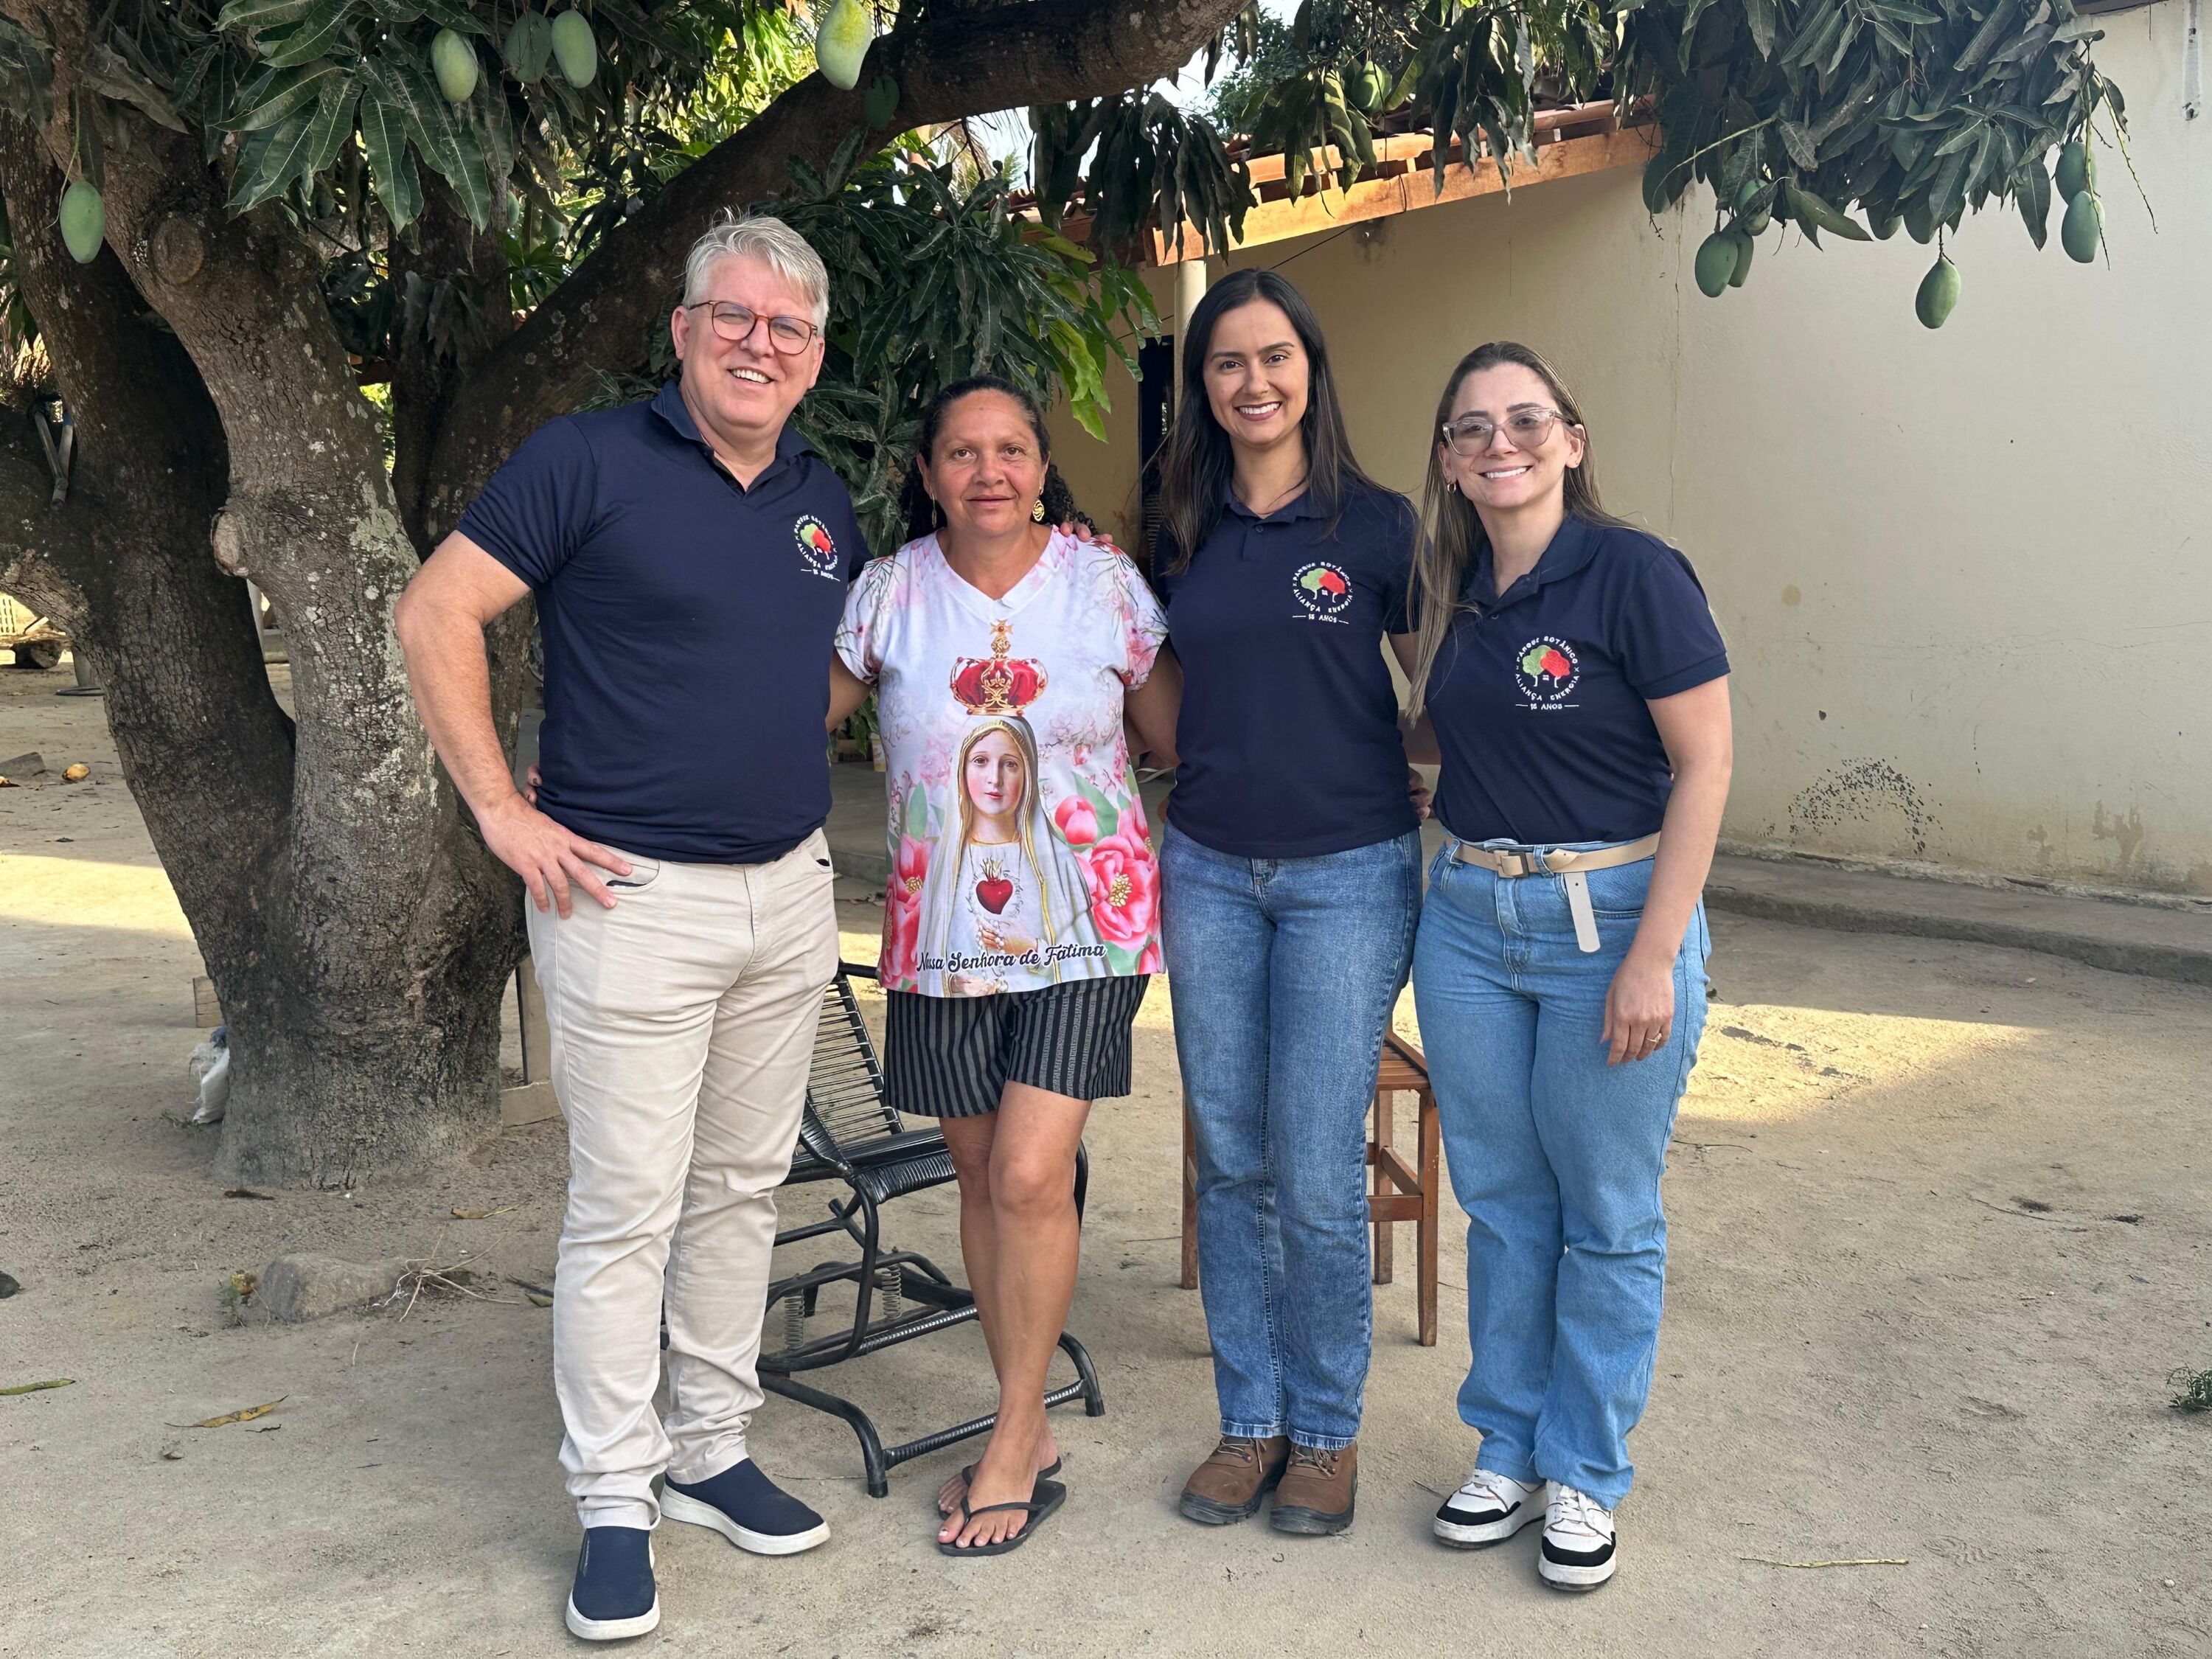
xmin=683 ymin=301 xmax=820 ymax=354
xmin=1441 ymin=408 xmax=1573 ymax=456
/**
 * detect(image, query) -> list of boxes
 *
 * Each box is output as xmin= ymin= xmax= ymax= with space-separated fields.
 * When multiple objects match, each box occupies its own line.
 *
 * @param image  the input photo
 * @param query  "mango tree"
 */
xmin=0 ymin=0 xmax=2124 ymax=1187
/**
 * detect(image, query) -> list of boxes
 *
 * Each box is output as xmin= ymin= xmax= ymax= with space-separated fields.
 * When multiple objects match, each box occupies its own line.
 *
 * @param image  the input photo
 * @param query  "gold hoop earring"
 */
xmin=1032 ymin=499 xmax=1047 ymax=523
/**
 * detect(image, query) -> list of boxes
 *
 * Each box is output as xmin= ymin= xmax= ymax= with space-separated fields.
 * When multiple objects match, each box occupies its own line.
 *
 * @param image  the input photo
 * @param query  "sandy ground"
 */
xmin=1 ymin=661 xmax=2208 ymax=1659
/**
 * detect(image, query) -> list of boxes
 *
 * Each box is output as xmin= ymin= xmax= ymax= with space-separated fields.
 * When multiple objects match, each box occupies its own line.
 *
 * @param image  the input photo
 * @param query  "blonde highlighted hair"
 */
xmin=1405 ymin=341 xmax=1630 ymax=718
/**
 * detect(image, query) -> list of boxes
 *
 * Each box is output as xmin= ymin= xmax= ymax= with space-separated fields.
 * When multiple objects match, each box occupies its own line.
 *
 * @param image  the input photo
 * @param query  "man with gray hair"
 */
xmin=396 ymin=211 xmax=864 ymax=1641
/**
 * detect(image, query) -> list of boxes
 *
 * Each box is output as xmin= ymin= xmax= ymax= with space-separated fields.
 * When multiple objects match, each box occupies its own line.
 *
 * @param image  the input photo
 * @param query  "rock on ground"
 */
xmin=255 ymin=1253 xmax=411 ymax=1323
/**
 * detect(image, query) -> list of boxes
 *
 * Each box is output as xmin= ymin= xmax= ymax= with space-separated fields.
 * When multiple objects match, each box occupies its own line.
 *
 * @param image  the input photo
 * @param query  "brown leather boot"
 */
xmin=1270 ymin=1441 xmax=1357 ymax=1535
xmin=1178 ymin=1435 xmax=1290 ymax=1526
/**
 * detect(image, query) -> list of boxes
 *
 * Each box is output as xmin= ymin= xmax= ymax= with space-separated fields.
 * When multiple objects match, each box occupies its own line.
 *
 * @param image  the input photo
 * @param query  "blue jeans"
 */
xmin=1411 ymin=838 xmax=1711 ymax=1507
xmin=1161 ymin=824 xmax=1422 ymax=1450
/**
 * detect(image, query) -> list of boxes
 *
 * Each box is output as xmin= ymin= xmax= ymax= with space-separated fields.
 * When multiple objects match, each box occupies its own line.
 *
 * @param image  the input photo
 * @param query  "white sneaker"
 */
xmin=1538 ymin=1484 xmax=1617 ymax=1590
xmin=1433 ymin=1468 xmax=1548 ymax=1548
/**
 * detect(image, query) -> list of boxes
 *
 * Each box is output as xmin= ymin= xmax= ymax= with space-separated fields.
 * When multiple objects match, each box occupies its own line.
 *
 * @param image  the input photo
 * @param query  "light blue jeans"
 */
xmin=1161 ymin=824 xmax=1423 ymax=1451
xmin=1411 ymin=838 xmax=1711 ymax=1506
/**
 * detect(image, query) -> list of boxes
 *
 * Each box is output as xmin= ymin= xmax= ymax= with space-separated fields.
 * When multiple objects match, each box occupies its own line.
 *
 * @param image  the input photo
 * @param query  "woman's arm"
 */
xmin=826 ymin=657 xmax=874 ymax=733
xmin=1124 ymin=641 xmax=1183 ymax=768
xmin=1388 ymin=632 xmax=1441 ymax=765
xmin=1602 ymin=675 xmax=1733 ymax=1065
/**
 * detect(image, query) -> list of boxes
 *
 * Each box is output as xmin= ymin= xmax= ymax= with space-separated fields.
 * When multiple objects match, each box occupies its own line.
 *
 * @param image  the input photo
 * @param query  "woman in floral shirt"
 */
xmin=830 ymin=376 xmax=1180 ymax=1555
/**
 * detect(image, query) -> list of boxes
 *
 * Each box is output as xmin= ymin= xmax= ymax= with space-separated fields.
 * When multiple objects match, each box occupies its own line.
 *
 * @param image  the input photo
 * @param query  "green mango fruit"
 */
xmin=1743 ymin=205 xmax=1772 ymax=236
xmin=1728 ymin=229 xmax=1755 ymax=288
xmin=431 ymin=28 xmax=478 ymax=102
xmin=2061 ymin=190 xmax=2101 ymax=263
xmin=58 ymin=179 xmax=102 ymax=265
xmin=863 ymin=72 xmax=898 ymax=128
xmin=1349 ymin=61 xmax=1388 ymax=114
xmin=1694 ymin=231 xmax=1738 ymax=298
xmin=550 ymin=9 xmax=597 ymax=88
xmin=504 ymin=11 xmax=553 ymax=83
xmin=2055 ymin=140 xmax=2094 ymax=202
xmin=1870 ymin=212 xmax=1900 ymax=240
xmin=1915 ymin=255 xmax=1960 ymax=330
xmin=815 ymin=0 xmax=872 ymax=91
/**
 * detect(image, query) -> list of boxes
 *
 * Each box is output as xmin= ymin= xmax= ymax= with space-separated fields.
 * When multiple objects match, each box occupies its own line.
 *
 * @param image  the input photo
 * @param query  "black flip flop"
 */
xmin=936 ymin=1478 xmax=1068 ymax=1558
xmin=936 ymin=1458 xmax=1062 ymax=1518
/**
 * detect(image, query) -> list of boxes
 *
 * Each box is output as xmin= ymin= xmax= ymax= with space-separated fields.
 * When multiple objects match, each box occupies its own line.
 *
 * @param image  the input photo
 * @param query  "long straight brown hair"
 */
xmin=1154 ymin=268 xmax=1380 ymax=575
xmin=1406 ymin=341 xmax=1632 ymax=717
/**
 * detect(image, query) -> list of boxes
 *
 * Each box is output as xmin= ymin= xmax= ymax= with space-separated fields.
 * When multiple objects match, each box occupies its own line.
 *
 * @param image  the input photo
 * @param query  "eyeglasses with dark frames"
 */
xmin=682 ymin=301 xmax=820 ymax=354
xmin=1441 ymin=407 xmax=1575 ymax=457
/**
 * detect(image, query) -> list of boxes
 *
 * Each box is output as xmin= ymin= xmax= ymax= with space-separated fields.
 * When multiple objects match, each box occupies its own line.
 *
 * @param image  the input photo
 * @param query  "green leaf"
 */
xmin=1788 ymin=181 xmax=1871 ymax=240
xmin=358 ymin=80 xmax=422 ymax=229
xmin=232 ymin=109 xmax=314 ymax=208
xmin=366 ymin=46 xmax=493 ymax=226
xmin=78 ymin=44 xmax=187 ymax=131
xmin=412 ymin=0 xmax=487 ymax=35
xmin=2014 ymin=155 xmax=2051 ymax=248
xmin=228 ymin=60 xmax=340 ymax=131
xmin=257 ymin=0 xmax=357 ymax=70
xmin=215 ymin=0 xmax=316 ymax=29
xmin=302 ymin=69 xmax=357 ymax=176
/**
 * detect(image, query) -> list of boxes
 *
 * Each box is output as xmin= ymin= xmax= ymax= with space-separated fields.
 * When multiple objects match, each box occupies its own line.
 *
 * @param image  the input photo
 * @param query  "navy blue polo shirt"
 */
xmin=1154 ymin=481 xmax=1419 ymax=858
xmin=1425 ymin=516 xmax=1728 ymax=847
xmin=457 ymin=380 xmax=868 ymax=863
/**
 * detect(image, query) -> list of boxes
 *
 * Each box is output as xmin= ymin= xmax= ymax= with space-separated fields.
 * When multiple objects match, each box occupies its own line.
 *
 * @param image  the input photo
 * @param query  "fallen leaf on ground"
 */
xmin=223 ymin=1189 xmax=275 ymax=1201
xmin=0 ymin=777 xmax=16 ymax=788
xmin=1 ymin=1378 xmax=74 ymax=1396
xmin=451 ymin=1204 xmax=519 ymax=1220
xmin=524 ymin=1292 xmax=553 ymax=1308
xmin=63 ymin=762 xmax=88 ymax=782
xmin=168 ymin=1397 xmax=285 ymax=1428
xmin=159 ymin=1448 xmax=183 ymax=1460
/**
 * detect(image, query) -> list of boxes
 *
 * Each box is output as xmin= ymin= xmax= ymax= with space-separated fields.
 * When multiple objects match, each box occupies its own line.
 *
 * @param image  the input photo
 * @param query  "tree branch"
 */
xmin=425 ymin=0 xmax=1248 ymax=527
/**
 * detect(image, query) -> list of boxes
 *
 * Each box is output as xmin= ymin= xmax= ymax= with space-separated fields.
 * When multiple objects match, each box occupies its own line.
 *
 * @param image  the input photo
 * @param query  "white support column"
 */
xmin=1172 ymin=256 xmax=1210 ymax=403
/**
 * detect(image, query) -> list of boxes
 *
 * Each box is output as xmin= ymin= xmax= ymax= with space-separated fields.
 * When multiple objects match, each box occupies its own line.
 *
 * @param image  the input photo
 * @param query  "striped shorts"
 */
xmin=883 ymin=975 xmax=1151 ymax=1119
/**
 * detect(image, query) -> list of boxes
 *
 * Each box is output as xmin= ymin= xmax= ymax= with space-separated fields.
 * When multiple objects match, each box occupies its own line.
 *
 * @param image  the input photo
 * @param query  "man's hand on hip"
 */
xmin=480 ymin=794 xmax=633 ymax=917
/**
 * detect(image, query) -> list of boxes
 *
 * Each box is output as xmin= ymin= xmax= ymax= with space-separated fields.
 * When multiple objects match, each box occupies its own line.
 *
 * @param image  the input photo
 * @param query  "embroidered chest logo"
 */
xmin=1292 ymin=560 xmax=1353 ymax=623
xmin=793 ymin=515 xmax=839 ymax=579
xmin=1514 ymin=636 xmax=1581 ymax=709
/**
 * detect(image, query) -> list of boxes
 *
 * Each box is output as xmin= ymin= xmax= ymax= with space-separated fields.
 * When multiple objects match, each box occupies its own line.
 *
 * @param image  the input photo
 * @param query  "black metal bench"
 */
xmin=759 ymin=962 xmax=1105 ymax=1497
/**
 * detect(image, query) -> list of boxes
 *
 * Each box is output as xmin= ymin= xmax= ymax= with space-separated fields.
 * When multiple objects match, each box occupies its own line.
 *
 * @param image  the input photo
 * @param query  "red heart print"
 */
xmin=976 ymin=877 xmax=1012 ymax=914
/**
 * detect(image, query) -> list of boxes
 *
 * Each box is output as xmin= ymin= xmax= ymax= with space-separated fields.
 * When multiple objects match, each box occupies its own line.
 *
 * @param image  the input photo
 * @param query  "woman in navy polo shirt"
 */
xmin=1405 ymin=342 xmax=1731 ymax=1592
xmin=1154 ymin=269 xmax=1424 ymax=1538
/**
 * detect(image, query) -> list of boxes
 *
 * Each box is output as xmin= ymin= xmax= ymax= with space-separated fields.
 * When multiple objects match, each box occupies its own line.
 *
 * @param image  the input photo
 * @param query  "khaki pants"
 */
xmin=528 ymin=828 xmax=838 ymax=1528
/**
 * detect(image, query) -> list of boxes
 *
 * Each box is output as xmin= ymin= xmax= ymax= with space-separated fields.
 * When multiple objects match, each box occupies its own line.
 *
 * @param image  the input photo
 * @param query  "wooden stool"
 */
xmin=1179 ymin=1031 xmax=1441 ymax=1347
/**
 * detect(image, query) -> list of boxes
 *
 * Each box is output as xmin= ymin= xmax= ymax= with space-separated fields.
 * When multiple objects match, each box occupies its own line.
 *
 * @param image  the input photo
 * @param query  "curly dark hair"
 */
xmin=897 ymin=374 xmax=1089 ymax=543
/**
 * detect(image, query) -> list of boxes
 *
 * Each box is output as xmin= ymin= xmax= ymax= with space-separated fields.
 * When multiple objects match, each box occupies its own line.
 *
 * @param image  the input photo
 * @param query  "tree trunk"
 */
xmin=0 ymin=0 xmax=1250 ymax=1187
xmin=0 ymin=100 xmax=528 ymax=1188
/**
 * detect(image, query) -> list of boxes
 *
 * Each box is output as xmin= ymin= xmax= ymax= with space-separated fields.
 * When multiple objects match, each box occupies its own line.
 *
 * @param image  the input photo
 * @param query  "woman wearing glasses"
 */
xmin=1154 ymin=269 xmax=1425 ymax=1538
xmin=1405 ymin=343 xmax=1731 ymax=1591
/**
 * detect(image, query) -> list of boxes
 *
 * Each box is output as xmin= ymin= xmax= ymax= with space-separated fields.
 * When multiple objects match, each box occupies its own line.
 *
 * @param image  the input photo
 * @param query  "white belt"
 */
xmin=1450 ymin=833 xmax=1660 ymax=953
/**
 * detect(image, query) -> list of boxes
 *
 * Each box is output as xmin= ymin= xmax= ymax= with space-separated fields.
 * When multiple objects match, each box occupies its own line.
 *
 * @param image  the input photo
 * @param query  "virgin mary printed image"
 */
xmin=912 ymin=714 xmax=1106 ymax=997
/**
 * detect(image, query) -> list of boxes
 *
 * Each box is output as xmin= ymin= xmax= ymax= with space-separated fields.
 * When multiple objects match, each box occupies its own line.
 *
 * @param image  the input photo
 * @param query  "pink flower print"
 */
xmin=1054 ymin=795 xmax=1099 ymax=848
xmin=1082 ymin=829 xmax=1158 ymax=950
xmin=1122 ymin=787 xmax=1149 ymax=842
xmin=882 ymin=835 xmax=928 ymax=987
xmin=1136 ymin=939 xmax=1162 ymax=975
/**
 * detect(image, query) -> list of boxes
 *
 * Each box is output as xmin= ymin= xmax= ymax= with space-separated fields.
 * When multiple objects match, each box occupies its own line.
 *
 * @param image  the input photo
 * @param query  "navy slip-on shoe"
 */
xmin=662 ymin=1458 xmax=830 ymax=1557
xmin=564 ymin=1526 xmax=658 ymax=1642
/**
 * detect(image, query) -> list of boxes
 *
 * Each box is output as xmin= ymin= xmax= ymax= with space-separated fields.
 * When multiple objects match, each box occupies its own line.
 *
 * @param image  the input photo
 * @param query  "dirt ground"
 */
xmin=1 ymin=662 xmax=2208 ymax=1659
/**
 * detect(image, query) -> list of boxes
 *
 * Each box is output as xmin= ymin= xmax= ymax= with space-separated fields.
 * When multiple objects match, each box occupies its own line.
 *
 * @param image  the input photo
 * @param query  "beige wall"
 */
xmin=1051 ymin=6 xmax=2211 ymax=895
